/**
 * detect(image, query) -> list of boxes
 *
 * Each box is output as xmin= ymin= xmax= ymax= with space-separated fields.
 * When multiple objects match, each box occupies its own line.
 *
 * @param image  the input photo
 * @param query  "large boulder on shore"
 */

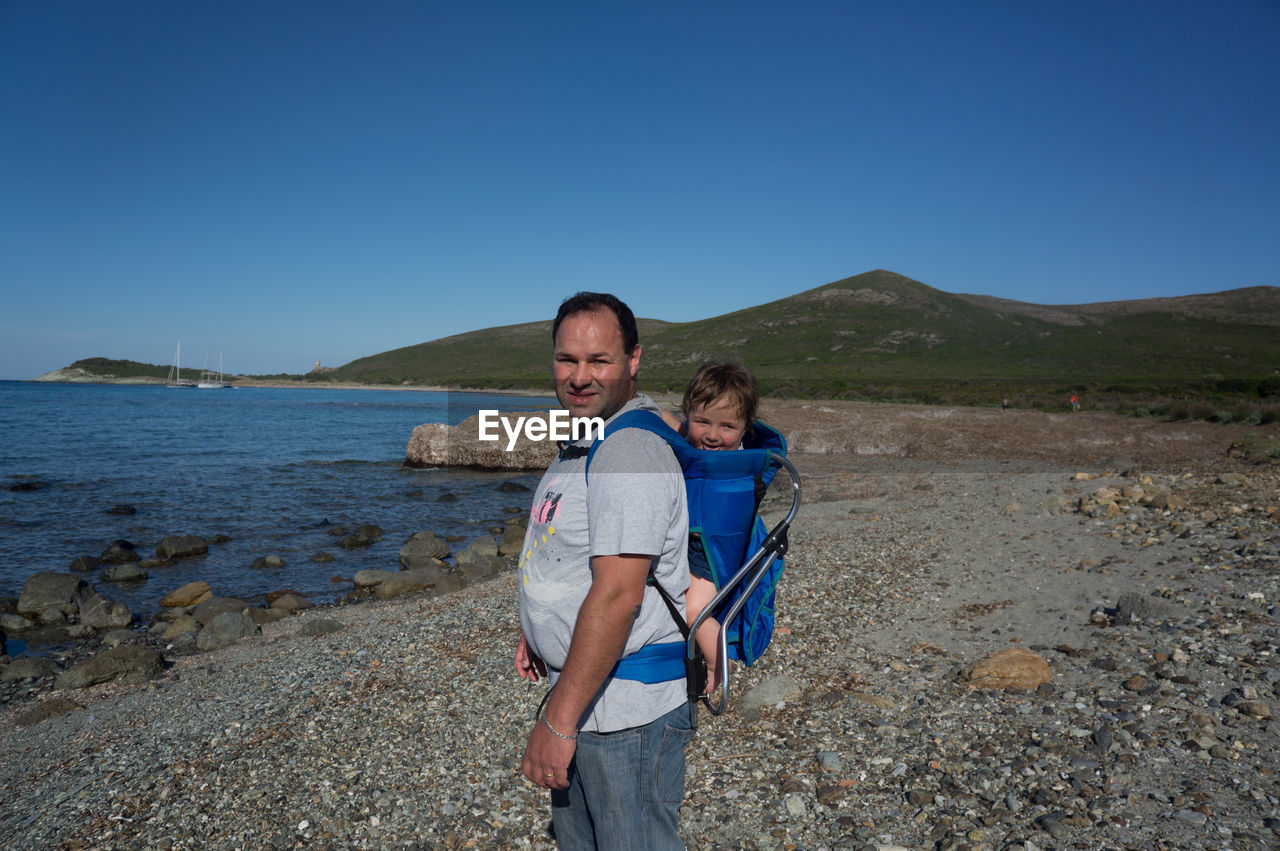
xmin=960 ymin=647 xmax=1052 ymax=691
xmin=404 ymin=412 xmax=559 ymax=470
xmin=197 ymin=611 xmax=260 ymax=651
xmin=193 ymin=597 xmax=254 ymax=625
xmin=156 ymin=535 xmax=209 ymax=560
xmin=374 ymin=568 xmax=443 ymax=600
xmin=55 ymin=645 xmax=165 ymax=690
xmin=399 ymin=530 xmax=450 ymax=567
xmin=160 ymin=581 xmax=213 ymax=608
xmin=269 ymin=593 xmax=314 ymax=613
xmin=352 ymin=569 xmax=399 ymax=588
xmin=78 ymin=591 xmax=133 ymax=630
xmin=17 ymin=572 xmax=85 ymax=620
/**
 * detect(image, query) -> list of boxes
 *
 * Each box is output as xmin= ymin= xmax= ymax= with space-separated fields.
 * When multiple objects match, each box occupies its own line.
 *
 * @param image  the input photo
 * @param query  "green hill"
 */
xmin=326 ymin=270 xmax=1280 ymax=404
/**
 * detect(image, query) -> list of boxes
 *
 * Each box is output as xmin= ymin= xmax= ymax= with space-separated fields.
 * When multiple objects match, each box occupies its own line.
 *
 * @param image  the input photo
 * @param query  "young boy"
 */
xmin=662 ymin=362 xmax=758 ymax=693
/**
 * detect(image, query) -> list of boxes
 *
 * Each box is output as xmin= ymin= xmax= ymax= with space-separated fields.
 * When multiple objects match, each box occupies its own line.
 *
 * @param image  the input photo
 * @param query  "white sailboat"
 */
xmin=197 ymin=350 xmax=231 ymax=389
xmin=166 ymin=342 xmax=195 ymax=388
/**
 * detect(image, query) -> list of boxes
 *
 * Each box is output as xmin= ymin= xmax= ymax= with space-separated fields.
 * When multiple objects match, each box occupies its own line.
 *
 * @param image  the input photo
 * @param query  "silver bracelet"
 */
xmin=541 ymin=715 xmax=578 ymax=741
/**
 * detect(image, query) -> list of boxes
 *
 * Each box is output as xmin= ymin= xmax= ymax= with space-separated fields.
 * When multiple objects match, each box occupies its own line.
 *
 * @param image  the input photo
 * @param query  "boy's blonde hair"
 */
xmin=680 ymin=362 xmax=758 ymax=427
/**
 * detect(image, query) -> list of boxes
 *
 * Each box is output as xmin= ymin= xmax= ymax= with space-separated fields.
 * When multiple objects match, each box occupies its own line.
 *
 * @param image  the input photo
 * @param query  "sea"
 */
xmin=0 ymin=381 xmax=551 ymax=642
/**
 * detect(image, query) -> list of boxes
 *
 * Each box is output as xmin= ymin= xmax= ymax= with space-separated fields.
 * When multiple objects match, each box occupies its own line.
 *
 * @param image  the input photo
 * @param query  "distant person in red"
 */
xmin=1070 ymin=393 xmax=1080 ymax=411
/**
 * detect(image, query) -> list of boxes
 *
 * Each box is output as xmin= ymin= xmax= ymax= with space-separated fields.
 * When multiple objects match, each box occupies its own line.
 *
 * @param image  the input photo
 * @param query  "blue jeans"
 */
xmin=550 ymin=701 xmax=694 ymax=850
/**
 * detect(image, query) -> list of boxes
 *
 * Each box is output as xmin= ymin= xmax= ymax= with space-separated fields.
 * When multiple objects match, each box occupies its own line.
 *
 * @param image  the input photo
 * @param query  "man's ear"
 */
xmin=627 ymin=345 xmax=641 ymax=380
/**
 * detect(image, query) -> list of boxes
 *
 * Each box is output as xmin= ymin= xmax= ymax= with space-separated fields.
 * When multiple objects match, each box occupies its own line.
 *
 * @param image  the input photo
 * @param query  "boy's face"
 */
xmin=686 ymin=399 xmax=746 ymax=450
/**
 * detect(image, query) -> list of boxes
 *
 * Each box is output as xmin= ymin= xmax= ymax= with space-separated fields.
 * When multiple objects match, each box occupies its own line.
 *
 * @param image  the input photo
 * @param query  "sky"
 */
xmin=2 ymin=1 xmax=1277 ymax=379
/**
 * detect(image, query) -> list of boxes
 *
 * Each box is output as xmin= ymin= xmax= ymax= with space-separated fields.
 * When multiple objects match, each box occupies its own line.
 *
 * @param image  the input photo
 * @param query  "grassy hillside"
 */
xmin=61 ymin=358 xmax=202 ymax=382
xmin=328 ymin=270 xmax=1280 ymax=403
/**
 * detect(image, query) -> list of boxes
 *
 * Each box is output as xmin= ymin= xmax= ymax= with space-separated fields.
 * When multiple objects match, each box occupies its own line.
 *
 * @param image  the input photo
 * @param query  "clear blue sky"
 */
xmin=2 ymin=1 xmax=1277 ymax=379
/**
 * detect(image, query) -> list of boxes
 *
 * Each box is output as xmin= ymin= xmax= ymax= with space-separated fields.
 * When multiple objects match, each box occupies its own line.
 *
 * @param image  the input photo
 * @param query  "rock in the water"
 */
xmin=17 ymin=572 xmax=86 ymax=620
xmin=250 ymin=555 xmax=287 ymax=569
xmin=341 ymin=525 xmax=384 ymax=549
xmin=399 ymin=530 xmax=450 ymax=567
xmin=99 ymin=540 xmax=141 ymax=564
xmin=100 ymin=563 xmax=147 ymax=582
xmin=105 ymin=504 xmax=137 ymax=515
xmin=196 ymin=611 xmax=260 ymax=651
xmin=156 ymin=535 xmax=209 ymax=560
xmin=159 ymin=581 xmax=213 ymax=608
xmin=55 ymin=645 xmax=165 ymax=689
xmin=961 ymin=647 xmax=1051 ymax=691
xmin=310 ymin=551 xmax=335 ymax=563
xmin=68 ymin=556 xmax=101 ymax=573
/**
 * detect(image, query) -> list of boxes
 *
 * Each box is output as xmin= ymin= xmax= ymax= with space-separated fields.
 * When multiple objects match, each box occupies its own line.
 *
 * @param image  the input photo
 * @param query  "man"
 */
xmin=515 ymin=292 xmax=691 ymax=849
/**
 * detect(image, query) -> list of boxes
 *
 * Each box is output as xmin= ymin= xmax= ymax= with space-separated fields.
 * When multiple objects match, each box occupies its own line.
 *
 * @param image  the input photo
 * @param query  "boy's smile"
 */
xmin=686 ymin=400 xmax=746 ymax=450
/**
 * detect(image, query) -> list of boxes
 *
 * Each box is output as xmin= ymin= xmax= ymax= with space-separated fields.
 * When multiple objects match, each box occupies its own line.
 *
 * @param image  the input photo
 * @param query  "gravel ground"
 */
xmin=1 ymin=404 xmax=1278 ymax=850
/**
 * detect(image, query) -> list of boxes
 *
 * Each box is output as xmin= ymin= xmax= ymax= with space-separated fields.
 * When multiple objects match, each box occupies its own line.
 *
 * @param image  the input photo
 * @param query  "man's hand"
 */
xmin=522 ymin=717 xmax=576 ymax=789
xmin=515 ymin=633 xmax=547 ymax=682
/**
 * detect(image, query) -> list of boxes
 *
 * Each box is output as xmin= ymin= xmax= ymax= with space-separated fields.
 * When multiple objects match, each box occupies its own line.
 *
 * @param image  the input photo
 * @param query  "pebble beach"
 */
xmin=1 ymin=402 xmax=1278 ymax=850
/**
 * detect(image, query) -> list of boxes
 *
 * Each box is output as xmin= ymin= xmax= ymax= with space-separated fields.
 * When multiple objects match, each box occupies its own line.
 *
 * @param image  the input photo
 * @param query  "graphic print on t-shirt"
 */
xmin=519 ymin=483 xmax=564 ymax=581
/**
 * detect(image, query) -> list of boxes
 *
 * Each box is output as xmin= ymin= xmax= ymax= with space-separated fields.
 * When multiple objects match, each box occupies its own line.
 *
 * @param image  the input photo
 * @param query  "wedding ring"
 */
xmin=544 ymin=772 xmax=555 ymax=778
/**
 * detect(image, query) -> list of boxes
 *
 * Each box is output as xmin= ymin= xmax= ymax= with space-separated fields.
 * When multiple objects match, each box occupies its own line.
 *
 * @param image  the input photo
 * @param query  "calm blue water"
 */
xmin=0 ymin=381 xmax=550 ymax=625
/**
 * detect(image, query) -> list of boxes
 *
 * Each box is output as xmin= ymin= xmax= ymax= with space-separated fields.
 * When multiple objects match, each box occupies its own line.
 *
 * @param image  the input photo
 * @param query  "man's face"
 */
xmin=552 ymin=308 xmax=640 ymax=422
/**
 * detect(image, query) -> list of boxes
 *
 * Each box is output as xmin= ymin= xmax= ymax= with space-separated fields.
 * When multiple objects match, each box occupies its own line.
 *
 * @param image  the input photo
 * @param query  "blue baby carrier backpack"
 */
xmin=585 ymin=409 xmax=801 ymax=715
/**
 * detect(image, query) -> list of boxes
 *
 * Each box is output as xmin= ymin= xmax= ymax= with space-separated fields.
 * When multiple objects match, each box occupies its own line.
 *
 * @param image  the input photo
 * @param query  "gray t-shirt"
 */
xmin=518 ymin=394 xmax=690 ymax=732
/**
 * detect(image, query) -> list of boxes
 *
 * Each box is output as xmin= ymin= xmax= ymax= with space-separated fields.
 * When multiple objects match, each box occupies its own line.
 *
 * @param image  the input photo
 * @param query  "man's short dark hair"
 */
xmin=553 ymin=292 xmax=639 ymax=354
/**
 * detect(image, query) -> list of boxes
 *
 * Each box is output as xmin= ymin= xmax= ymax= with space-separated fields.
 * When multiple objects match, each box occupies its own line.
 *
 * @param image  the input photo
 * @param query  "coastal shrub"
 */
xmin=1188 ymin=401 xmax=1218 ymax=422
xmin=1259 ymin=404 xmax=1280 ymax=425
xmin=1260 ymin=376 xmax=1280 ymax=398
xmin=1229 ymin=403 xmax=1258 ymax=424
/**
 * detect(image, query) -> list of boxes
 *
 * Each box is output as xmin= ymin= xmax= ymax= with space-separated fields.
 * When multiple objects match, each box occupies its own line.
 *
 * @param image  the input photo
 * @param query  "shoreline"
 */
xmin=23 ymin=373 xmax=555 ymax=396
